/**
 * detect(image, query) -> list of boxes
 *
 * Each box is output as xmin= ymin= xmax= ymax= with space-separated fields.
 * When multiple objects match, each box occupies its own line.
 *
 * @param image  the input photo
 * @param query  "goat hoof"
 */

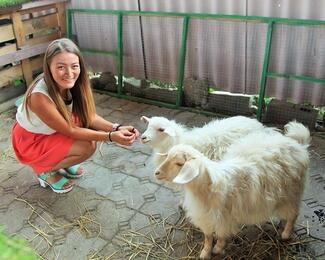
xmin=212 ymin=246 xmax=224 ymax=255
xmin=281 ymin=231 xmax=291 ymax=241
xmin=199 ymin=250 xmax=211 ymax=259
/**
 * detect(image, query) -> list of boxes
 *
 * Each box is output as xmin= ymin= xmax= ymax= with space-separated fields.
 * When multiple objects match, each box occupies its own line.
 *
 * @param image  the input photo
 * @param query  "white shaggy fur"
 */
xmin=141 ymin=115 xmax=265 ymax=166
xmin=154 ymin=121 xmax=310 ymax=259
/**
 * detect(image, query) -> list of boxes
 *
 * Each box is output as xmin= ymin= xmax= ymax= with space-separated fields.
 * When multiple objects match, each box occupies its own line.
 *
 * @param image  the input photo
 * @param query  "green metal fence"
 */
xmin=67 ymin=9 xmax=325 ymax=120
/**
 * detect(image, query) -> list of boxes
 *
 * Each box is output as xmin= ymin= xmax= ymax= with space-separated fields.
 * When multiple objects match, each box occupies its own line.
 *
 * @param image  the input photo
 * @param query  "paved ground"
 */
xmin=0 ymin=92 xmax=324 ymax=259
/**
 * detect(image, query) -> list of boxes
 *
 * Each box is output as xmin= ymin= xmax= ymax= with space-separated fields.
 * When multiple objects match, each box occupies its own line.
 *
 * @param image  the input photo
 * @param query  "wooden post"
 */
xmin=11 ymin=11 xmax=33 ymax=86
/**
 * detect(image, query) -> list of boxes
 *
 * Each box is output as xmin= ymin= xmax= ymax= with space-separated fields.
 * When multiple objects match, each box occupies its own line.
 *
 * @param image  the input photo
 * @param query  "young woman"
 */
xmin=12 ymin=38 xmax=140 ymax=193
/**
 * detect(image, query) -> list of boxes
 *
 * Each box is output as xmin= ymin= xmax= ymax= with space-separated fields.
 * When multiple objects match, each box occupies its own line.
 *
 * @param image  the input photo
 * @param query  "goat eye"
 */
xmin=158 ymin=128 xmax=165 ymax=132
xmin=176 ymin=162 xmax=184 ymax=167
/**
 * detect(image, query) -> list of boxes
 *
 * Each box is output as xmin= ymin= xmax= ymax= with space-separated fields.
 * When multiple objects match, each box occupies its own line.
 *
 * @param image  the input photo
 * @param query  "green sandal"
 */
xmin=38 ymin=171 xmax=74 ymax=193
xmin=60 ymin=164 xmax=85 ymax=179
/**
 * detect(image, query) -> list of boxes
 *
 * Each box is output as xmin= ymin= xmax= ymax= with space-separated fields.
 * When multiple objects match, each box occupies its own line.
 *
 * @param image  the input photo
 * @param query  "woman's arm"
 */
xmin=29 ymin=93 xmax=138 ymax=145
xmin=90 ymin=114 xmax=140 ymax=140
xmin=29 ymin=93 xmax=109 ymax=141
xmin=89 ymin=114 xmax=114 ymax=132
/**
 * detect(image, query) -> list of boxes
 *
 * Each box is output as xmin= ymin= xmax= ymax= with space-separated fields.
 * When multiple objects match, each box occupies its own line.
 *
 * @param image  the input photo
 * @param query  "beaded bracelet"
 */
xmin=112 ymin=123 xmax=122 ymax=131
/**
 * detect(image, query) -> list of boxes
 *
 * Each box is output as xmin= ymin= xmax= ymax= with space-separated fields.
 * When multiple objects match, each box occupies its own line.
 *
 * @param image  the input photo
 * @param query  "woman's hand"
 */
xmin=118 ymin=125 xmax=140 ymax=139
xmin=110 ymin=127 xmax=139 ymax=146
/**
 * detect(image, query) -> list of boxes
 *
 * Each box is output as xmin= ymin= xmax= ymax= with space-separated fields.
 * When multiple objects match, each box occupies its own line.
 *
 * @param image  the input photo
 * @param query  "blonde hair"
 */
xmin=24 ymin=38 xmax=96 ymax=128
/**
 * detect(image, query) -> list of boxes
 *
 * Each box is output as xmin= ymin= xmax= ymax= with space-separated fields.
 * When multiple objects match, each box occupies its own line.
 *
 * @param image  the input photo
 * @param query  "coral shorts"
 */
xmin=11 ymin=122 xmax=74 ymax=175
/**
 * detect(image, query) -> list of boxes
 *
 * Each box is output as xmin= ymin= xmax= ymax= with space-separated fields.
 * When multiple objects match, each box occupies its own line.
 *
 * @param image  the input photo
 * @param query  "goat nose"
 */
xmin=141 ymin=136 xmax=146 ymax=140
xmin=155 ymin=171 xmax=160 ymax=176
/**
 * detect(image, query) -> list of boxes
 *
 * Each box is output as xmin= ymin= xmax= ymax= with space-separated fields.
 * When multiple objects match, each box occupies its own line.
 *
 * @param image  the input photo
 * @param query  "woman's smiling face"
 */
xmin=49 ymin=51 xmax=80 ymax=92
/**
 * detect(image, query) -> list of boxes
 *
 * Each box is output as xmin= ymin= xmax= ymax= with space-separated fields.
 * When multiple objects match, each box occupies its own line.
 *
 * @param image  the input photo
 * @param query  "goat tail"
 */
xmin=284 ymin=121 xmax=311 ymax=145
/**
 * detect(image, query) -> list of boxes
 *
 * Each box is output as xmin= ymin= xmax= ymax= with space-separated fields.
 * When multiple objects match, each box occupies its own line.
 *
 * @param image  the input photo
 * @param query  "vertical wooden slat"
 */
xmin=56 ymin=2 xmax=66 ymax=37
xmin=11 ymin=11 xmax=33 ymax=86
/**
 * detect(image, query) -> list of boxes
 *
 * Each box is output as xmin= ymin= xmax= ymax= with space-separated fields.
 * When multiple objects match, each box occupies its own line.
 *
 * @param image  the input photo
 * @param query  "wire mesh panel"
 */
xmin=73 ymin=13 xmax=118 ymax=73
xmin=121 ymin=15 xmax=183 ymax=104
xmin=266 ymin=77 xmax=325 ymax=107
xmin=185 ymin=18 xmax=246 ymax=94
xmin=139 ymin=15 xmax=183 ymax=83
xmin=245 ymin=22 xmax=268 ymax=95
xmin=268 ymin=24 xmax=325 ymax=106
xmin=122 ymin=15 xmax=145 ymax=79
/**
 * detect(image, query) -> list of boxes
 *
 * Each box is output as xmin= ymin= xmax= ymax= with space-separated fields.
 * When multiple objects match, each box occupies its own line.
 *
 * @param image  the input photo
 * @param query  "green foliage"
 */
xmin=0 ymin=0 xmax=29 ymax=8
xmin=251 ymin=95 xmax=274 ymax=106
xmin=316 ymin=106 xmax=325 ymax=120
xmin=0 ymin=228 xmax=38 ymax=260
xmin=12 ymin=79 xmax=24 ymax=87
xmin=150 ymin=80 xmax=177 ymax=89
xmin=208 ymin=87 xmax=217 ymax=93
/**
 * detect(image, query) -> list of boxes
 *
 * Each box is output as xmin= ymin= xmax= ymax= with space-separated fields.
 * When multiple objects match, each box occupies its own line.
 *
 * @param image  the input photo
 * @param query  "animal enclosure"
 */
xmin=67 ymin=8 xmax=325 ymax=127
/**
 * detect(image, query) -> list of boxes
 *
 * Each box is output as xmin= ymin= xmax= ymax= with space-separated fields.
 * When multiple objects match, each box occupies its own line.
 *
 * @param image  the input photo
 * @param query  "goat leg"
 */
xmin=199 ymin=233 xmax=213 ymax=259
xmin=212 ymin=236 xmax=226 ymax=255
xmin=281 ymin=213 xmax=298 ymax=240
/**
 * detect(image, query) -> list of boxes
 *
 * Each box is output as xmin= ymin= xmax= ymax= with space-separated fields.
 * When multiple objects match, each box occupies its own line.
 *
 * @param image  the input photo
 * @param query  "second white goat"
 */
xmin=154 ymin=121 xmax=310 ymax=259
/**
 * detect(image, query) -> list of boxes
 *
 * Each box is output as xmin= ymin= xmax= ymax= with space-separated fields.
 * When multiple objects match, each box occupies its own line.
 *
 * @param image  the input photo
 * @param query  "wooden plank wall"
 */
xmin=0 ymin=1 xmax=67 ymax=91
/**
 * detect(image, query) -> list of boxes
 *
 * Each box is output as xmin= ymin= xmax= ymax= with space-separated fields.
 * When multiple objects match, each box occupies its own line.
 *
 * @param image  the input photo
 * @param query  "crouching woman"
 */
xmin=11 ymin=38 xmax=139 ymax=193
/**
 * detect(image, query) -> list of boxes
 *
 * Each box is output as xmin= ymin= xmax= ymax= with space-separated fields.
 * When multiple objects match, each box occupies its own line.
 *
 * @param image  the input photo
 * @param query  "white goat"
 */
xmin=141 ymin=115 xmax=265 ymax=166
xmin=154 ymin=121 xmax=310 ymax=259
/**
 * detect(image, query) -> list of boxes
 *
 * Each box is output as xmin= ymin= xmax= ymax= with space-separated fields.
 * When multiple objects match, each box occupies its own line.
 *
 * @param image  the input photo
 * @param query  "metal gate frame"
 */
xmin=67 ymin=9 xmax=325 ymax=120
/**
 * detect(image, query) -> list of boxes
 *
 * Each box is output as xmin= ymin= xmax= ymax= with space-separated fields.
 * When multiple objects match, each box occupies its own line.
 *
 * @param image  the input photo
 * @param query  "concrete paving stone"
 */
xmin=20 ymin=183 xmax=63 ymax=207
xmin=18 ymin=215 xmax=74 ymax=257
xmin=96 ymin=106 xmax=114 ymax=118
xmin=95 ymin=199 xmax=135 ymax=240
xmin=118 ymin=101 xmax=151 ymax=115
xmin=80 ymin=160 xmax=102 ymax=177
xmin=298 ymin=202 xmax=325 ymax=241
xmin=96 ymin=242 xmax=124 ymax=259
xmin=125 ymin=160 xmax=157 ymax=183
xmin=0 ymin=169 xmax=11 ymax=187
xmin=93 ymin=93 xmax=111 ymax=106
xmin=106 ymin=175 xmax=160 ymax=209
xmin=48 ymin=188 xmax=102 ymax=222
xmin=172 ymin=110 xmax=199 ymax=124
xmin=19 ymin=225 xmax=56 ymax=259
xmin=187 ymin=113 xmax=214 ymax=127
xmin=140 ymin=186 xmax=182 ymax=224
xmin=141 ymin=106 xmax=179 ymax=119
xmin=90 ymin=143 xmax=128 ymax=168
xmin=45 ymin=229 xmax=107 ymax=260
xmin=0 ymin=167 xmax=36 ymax=196
xmin=127 ymin=152 xmax=149 ymax=164
xmin=110 ymin=110 xmax=135 ymax=122
xmin=130 ymin=211 xmax=183 ymax=241
xmin=102 ymin=114 xmax=124 ymax=126
xmin=0 ymin=200 xmax=33 ymax=234
xmin=0 ymin=189 xmax=16 ymax=210
xmin=78 ymin=165 xmax=127 ymax=196
xmin=103 ymin=97 xmax=129 ymax=110
xmin=114 ymin=211 xmax=190 ymax=259
xmin=0 ymin=161 xmax=24 ymax=181
xmin=128 ymin=140 xmax=152 ymax=154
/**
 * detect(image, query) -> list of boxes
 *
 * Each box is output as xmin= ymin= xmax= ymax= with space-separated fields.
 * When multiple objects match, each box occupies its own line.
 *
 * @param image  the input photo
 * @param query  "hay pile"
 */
xmin=116 ymin=212 xmax=318 ymax=260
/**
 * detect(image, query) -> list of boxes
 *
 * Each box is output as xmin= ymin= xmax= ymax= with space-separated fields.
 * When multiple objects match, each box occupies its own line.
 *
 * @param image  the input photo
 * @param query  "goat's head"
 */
xmin=140 ymin=116 xmax=178 ymax=148
xmin=154 ymin=144 xmax=202 ymax=184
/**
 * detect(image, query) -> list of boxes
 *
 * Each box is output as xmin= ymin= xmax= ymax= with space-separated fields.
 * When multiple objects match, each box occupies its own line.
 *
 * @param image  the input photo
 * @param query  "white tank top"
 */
xmin=16 ymin=79 xmax=72 ymax=135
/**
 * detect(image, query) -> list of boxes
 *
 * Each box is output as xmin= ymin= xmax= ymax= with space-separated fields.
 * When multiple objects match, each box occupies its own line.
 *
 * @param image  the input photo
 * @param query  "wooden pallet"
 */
xmin=0 ymin=0 xmax=67 ymax=93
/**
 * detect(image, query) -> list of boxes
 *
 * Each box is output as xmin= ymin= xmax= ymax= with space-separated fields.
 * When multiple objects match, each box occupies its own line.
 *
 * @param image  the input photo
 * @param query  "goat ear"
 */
xmin=164 ymin=126 xmax=176 ymax=137
xmin=141 ymin=116 xmax=150 ymax=123
xmin=172 ymin=159 xmax=200 ymax=184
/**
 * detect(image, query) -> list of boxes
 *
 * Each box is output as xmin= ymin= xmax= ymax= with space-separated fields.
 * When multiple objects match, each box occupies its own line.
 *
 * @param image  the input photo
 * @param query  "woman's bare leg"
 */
xmin=45 ymin=140 xmax=96 ymax=187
